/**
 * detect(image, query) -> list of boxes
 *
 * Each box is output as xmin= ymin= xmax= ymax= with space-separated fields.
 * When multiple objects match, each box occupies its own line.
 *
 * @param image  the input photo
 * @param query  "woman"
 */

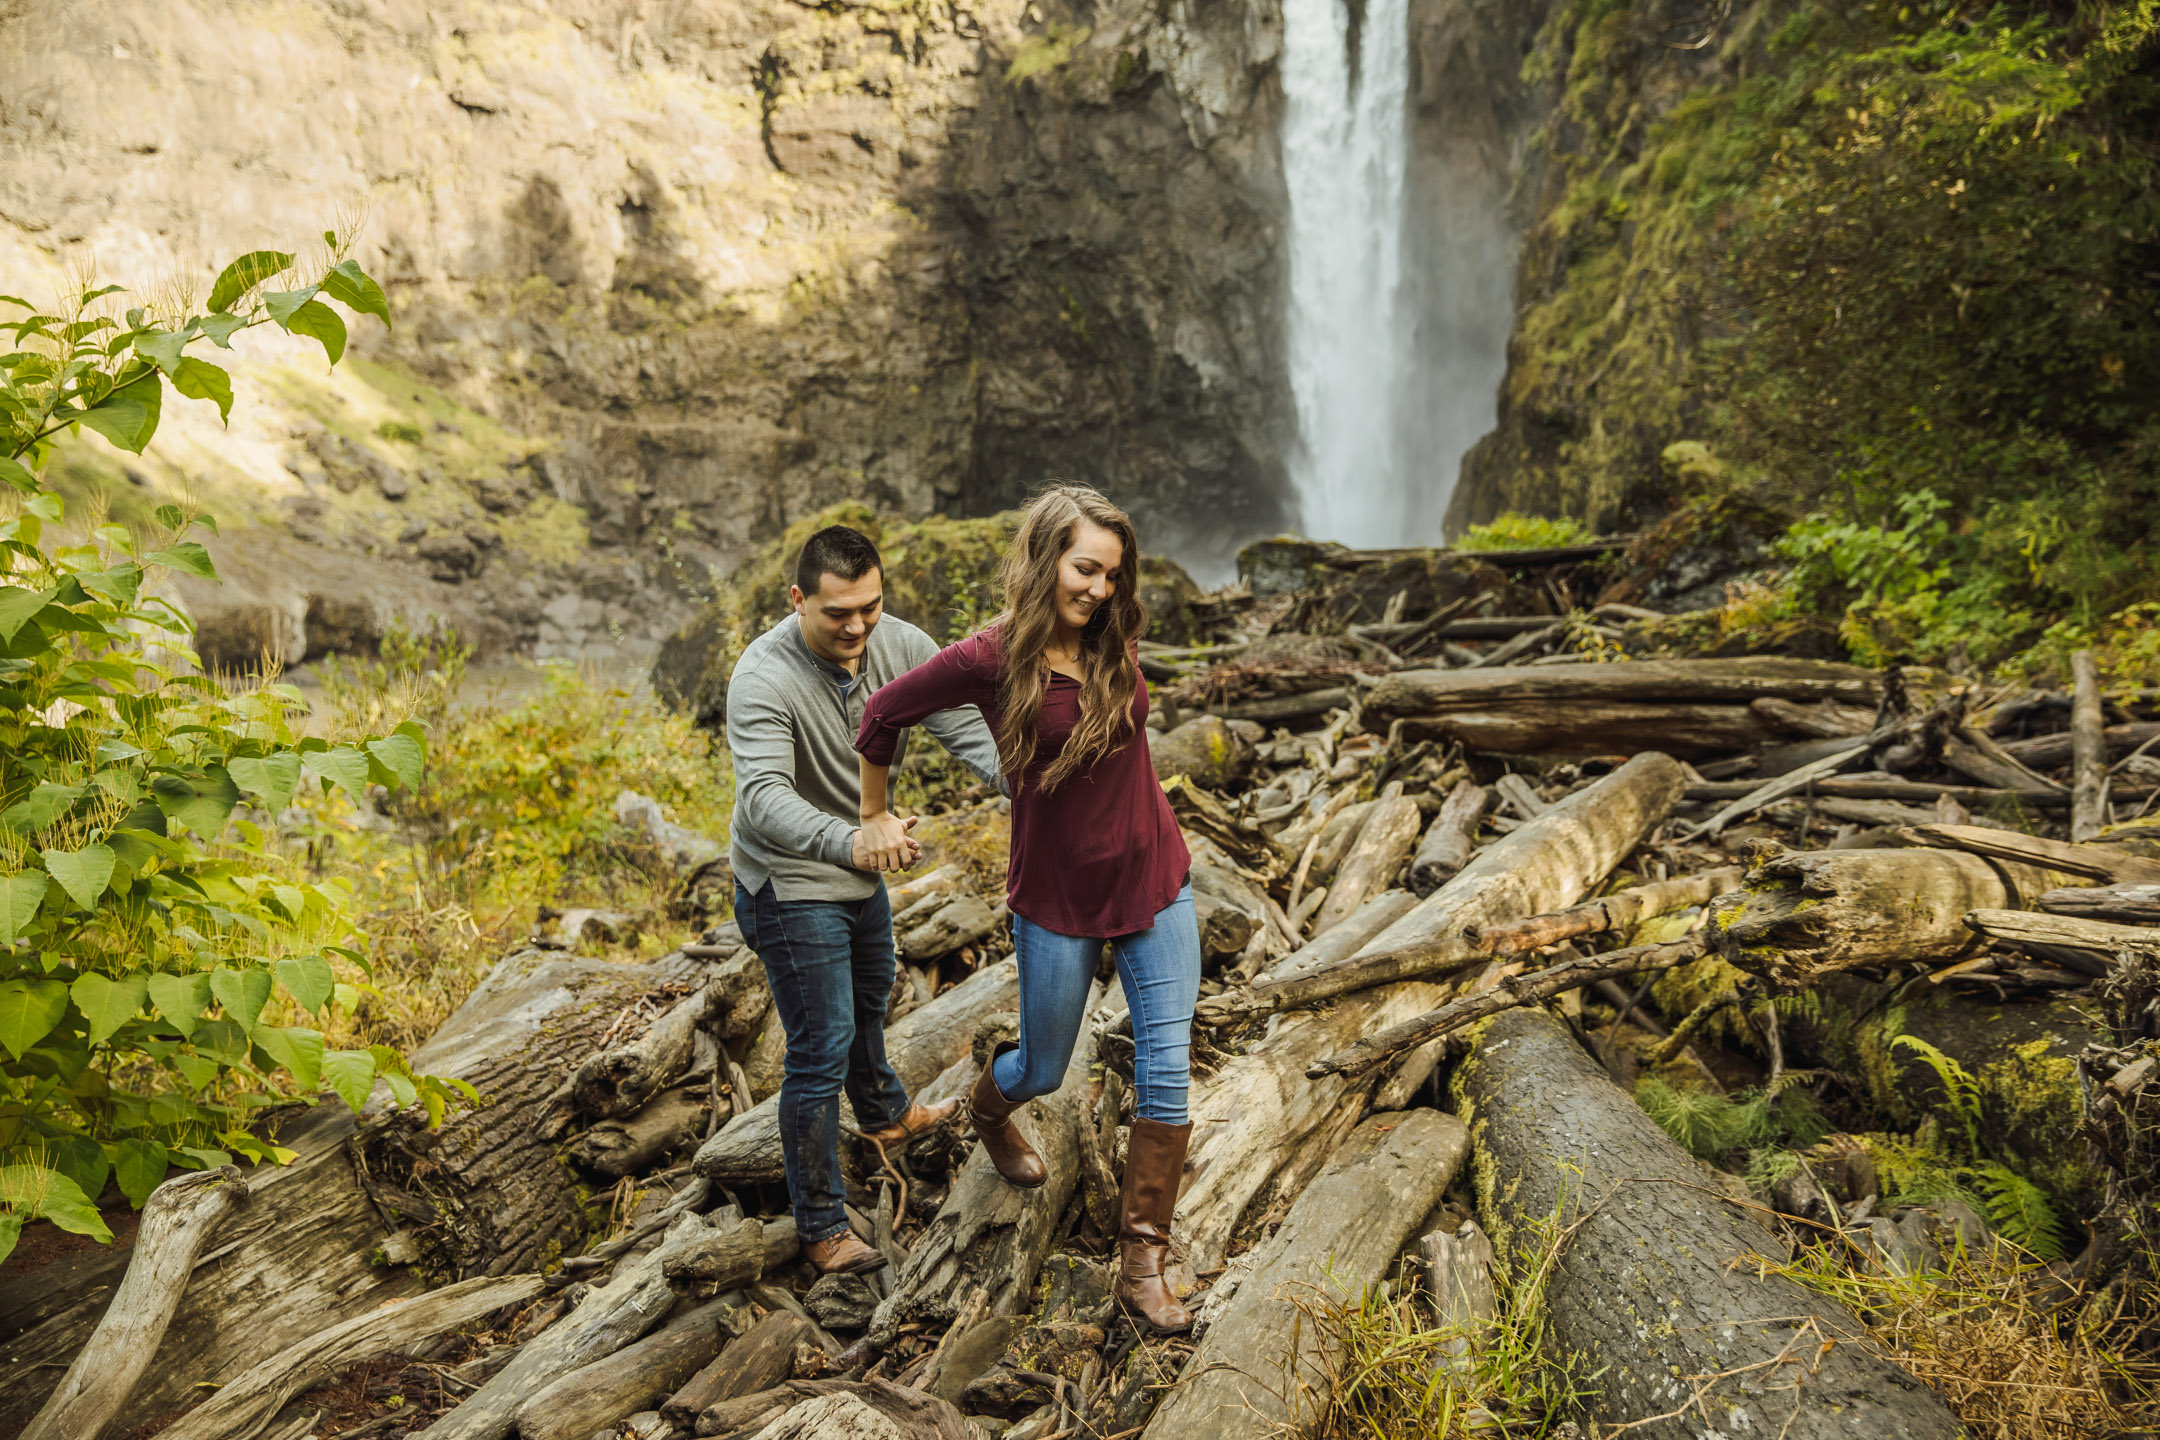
xmin=853 ymin=484 xmax=1199 ymax=1333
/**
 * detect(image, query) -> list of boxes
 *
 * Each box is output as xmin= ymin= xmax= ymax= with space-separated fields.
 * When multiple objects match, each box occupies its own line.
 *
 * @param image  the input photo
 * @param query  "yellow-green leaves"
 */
xmin=147 ymin=972 xmax=211 ymax=1037
xmin=209 ymin=965 xmax=272 ymax=1032
xmin=206 ymin=249 xmax=293 ymax=314
xmin=253 ymin=1025 xmax=323 ymax=1090
xmin=262 ymin=286 xmax=346 ymax=365
xmin=151 ymin=767 xmax=240 ymax=837
xmin=365 ymin=732 xmax=426 ymax=791
xmin=319 ymin=260 xmax=391 ymax=327
xmin=0 ymin=586 xmax=52 ymax=642
xmin=113 ymin=1139 xmax=168 ymax=1209
xmin=274 ymin=954 xmax=334 ymax=1015
xmin=0 ymin=873 xmax=47 ymax=943
xmin=322 ymin=1048 xmax=377 ymax=1113
xmin=229 ymin=752 xmax=303 ymax=812
xmin=0 ymin=1165 xmax=110 ymax=1249
xmin=303 ymin=746 xmax=374 ymax=802
xmin=42 ymin=844 xmax=116 ymax=910
xmin=74 ymin=367 xmax=163 ymax=453
xmin=0 ymin=978 xmax=67 ymax=1059
xmin=146 ymin=540 xmax=218 ymax=580
xmin=70 ymin=972 xmax=147 ymax=1045
xmin=171 ymin=358 xmax=234 ymax=424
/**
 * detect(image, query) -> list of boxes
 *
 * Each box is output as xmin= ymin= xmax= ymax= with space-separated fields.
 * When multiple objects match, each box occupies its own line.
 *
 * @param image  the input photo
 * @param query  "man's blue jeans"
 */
xmin=998 ymin=885 xmax=1202 ymax=1123
xmin=735 ymin=880 xmax=913 ymax=1244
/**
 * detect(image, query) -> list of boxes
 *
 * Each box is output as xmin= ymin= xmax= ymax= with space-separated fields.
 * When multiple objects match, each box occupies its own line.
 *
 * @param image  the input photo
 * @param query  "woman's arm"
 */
xmin=857 ymin=631 xmax=997 ymax=767
xmin=856 ymin=756 xmax=921 ymax=873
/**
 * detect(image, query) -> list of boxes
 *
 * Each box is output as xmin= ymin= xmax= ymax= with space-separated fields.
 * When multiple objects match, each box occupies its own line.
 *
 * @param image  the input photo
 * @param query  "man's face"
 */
xmin=792 ymin=569 xmax=884 ymax=668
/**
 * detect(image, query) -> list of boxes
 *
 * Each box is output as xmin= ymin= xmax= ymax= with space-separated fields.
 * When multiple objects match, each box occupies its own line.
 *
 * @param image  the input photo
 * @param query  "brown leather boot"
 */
xmin=858 ymin=1095 xmax=960 ymax=1149
xmin=1115 ymin=1116 xmax=1194 ymax=1333
xmin=968 ymin=1041 xmax=1046 ymax=1188
xmin=803 ymin=1229 xmax=887 ymax=1276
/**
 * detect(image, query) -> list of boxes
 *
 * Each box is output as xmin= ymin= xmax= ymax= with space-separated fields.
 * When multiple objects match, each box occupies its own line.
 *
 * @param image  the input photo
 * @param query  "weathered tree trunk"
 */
xmin=667 ymin=1312 xmax=813 ymax=1429
xmin=20 ymin=1167 xmax=250 ymax=1440
xmin=0 ymin=1101 xmax=423 ymax=1439
xmin=1305 ymin=799 xmax=1376 ymax=891
xmin=1420 ymin=1221 xmax=1498 ymax=1364
xmin=157 ymin=1274 xmax=543 ymax=1440
xmin=1366 ymin=659 xmax=1878 ymax=722
xmin=2072 ymin=651 xmax=2108 ymax=842
xmin=1964 ymin=908 xmax=2160 ymax=956
xmin=1902 ymin=820 xmax=2160 ymax=885
xmin=2002 ymin=720 xmax=2160 ymax=769
xmin=1751 ymin=696 xmax=1873 ymax=738
xmin=2040 ymin=883 xmax=2160 ymax=923
xmin=1189 ymin=859 xmax=1264 ymax=960
xmin=1145 ymin=1111 xmax=1471 ymax=1440
xmin=867 ymin=990 xmax=1099 ymax=1341
xmin=1456 ymin=1006 xmax=1961 ymax=1439
xmin=1942 ymin=723 xmax=2066 ymax=795
xmin=1310 ymin=792 xmax=1420 ymax=936
xmin=725 ymin=1381 xmax=975 ymax=1440
xmin=694 ymin=957 xmax=1019 ymax=1185
xmin=898 ymin=896 xmax=1002 ymax=962
xmin=1408 ymin=780 xmax=1488 ymax=896
xmin=362 ymin=945 xmax=718 ymax=1279
xmin=1309 ymin=937 xmax=1707 ymax=1079
xmin=1707 ymin=846 xmax=2068 ymax=988
xmin=511 ymin=1301 xmax=729 ymax=1440
xmin=567 ymin=1085 xmax=714 ymax=1178
xmin=417 ymin=1212 xmax=717 ymax=1440
xmin=1391 ymin=702 xmax=1772 ymax=758
xmin=888 ymin=864 xmax=965 ymax=915
xmin=662 ymin=1212 xmax=778 ymax=1291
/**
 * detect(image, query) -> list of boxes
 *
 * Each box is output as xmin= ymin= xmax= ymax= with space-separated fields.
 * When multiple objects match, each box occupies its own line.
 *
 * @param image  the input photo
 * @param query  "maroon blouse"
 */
xmin=855 ymin=627 xmax=1190 ymax=938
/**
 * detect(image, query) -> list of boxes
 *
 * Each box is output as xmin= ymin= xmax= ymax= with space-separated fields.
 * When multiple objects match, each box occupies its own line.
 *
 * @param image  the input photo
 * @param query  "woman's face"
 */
xmin=1055 ymin=519 xmax=1124 ymax=635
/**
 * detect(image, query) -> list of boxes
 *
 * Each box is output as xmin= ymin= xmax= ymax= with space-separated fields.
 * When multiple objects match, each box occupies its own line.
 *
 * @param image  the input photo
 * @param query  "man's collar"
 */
xmin=789 ymin=614 xmax=862 ymax=685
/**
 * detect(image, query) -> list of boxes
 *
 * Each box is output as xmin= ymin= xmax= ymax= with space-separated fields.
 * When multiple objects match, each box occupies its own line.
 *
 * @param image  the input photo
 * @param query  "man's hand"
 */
xmin=854 ymin=811 xmax=921 ymax=873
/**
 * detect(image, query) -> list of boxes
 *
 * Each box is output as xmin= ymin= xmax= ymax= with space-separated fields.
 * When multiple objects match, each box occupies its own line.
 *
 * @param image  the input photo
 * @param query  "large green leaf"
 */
xmin=363 ymin=734 xmax=426 ymax=792
xmin=0 ymin=1210 xmax=22 ymax=1266
xmin=253 ymin=1025 xmax=323 ymax=1090
xmin=41 ymin=844 xmax=115 ymax=910
xmin=2 ymin=782 xmax=83 ymax=836
xmin=209 ymin=966 xmax=272 ymax=1031
xmin=0 ymin=872 xmax=49 ymax=943
xmin=228 ymin=752 xmax=302 ymax=813
xmin=75 ymin=370 xmax=163 ymax=454
xmin=319 ymin=260 xmax=391 ymax=326
xmin=133 ymin=328 xmax=189 ymax=375
xmin=70 ymin=972 xmax=147 ymax=1046
xmin=281 ymin=299 xmax=346 ymax=366
xmin=302 ymin=747 xmax=373 ymax=802
xmin=151 ymin=767 xmax=239 ymax=837
xmin=171 ymin=358 xmax=233 ymax=424
xmin=322 ymin=1048 xmax=377 ymax=1113
xmin=0 ymin=455 xmax=37 ymax=493
xmin=274 ymin=955 xmax=334 ymax=1016
xmin=206 ymin=250 xmax=293 ymax=313
xmin=191 ymin=1017 xmax=249 ymax=1065
xmin=0 ymin=584 xmax=52 ymax=642
xmin=146 ymin=541 xmax=218 ymax=580
xmin=114 ymin=1139 xmax=169 ymax=1209
xmin=0 ymin=1164 xmax=111 ymax=1241
xmin=0 ymin=978 xmax=68 ymax=1059
xmin=147 ymin=971 xmax=212 ymax=1038
xmin=45 ymin=1135 xmax=109 ymax=1206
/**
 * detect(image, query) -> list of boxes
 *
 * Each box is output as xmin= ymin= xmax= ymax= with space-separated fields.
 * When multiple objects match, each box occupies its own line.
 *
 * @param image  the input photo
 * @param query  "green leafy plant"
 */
xmin=1886 ymin=1036 xmax=2068 ymax=1258
xmin=1635 ymin=1075 xmax=1829 ymax=1162
xmin=0 ymin=239 xmax=463 ymax=1266
xmin=1454 ymin=512 xmax=1599 ymax=553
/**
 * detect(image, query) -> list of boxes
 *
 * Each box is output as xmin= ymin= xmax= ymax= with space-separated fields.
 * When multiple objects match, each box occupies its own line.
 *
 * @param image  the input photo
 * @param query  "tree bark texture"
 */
xmin=867 ymin=990 xmax=1098 ymax=1342
xmin=510 ymin=1300 xmax=729 ymax=1440
xmin=695 ymin=957 xmax=1019 ymax=1185
xmin=668 ymin=1311 xmax=812 ymax=1429
xmin=1392 ymin=702 xmax=1774 ymax=759
xmin=1145 ymin=1111 xmax=1471 ymax=1440
xmin=1902 ymin=821 xmax=2160 ymax=885
xmin=158 ymin=1274 xmax=543 ymax=1440
xmin=1190 ymin=859 xmax=1264 ymax=960
xmin=2072 ymin=651 xmax=2109 ymax=842
xmin=1310 ymin=793 xmax=1420 ymax=936
xmin=1708 ymin=846 xmax=2068 ymax=988
xmin=1456 ymin=1006 xmax=1961 ymax=1439
xmin=898 ymin=896 xmax=1002 ymax=962
xmin=2002 ymin=720 xmax=2160 ymax=769
xmin=20 ymin=1166 xmax=250 ymax=1440
xmin=566 ymin=1084 xmax=714 ymax=1178
xmin=1365 ymin=658 xmax=1879 ymax=719
xmin=361 ymin=945 xmax=717 ymax=1279
xmin=1408 ymin=780 xmax=1488 ymax=897
xmin=0 ymin=1102 xmax=423 ymax=1439
xmin=1964 ymin=908 xmax=2160 ymax=956
xmin=2039 ymin=883 xmax=2160 ymax=923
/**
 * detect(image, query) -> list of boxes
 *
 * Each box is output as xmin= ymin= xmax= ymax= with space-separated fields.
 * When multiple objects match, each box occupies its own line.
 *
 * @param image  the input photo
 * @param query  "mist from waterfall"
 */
xmin=1280 ymin=0 xmax=1413 ymax=549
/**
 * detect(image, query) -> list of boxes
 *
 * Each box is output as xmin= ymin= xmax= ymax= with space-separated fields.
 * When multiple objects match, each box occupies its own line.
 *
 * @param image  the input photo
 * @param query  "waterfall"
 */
xmin=1280 ymin=0 xmax=1413 ymax=549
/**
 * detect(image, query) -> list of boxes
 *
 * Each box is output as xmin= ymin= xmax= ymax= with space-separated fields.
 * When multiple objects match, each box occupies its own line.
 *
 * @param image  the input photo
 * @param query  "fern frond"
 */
xmin=1890 ymin=1034 xmax=1985 ymax=1154
xmin=1635 ymin=1078 xmax=1747 ymax=1159
xmin=1974 ymin=1162 xmax=2069 ymax=1261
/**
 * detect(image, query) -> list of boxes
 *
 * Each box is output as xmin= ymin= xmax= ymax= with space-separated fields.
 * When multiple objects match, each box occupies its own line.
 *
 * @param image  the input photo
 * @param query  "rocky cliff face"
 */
xmin=0 ymin=0 xmax=1292 ymax=665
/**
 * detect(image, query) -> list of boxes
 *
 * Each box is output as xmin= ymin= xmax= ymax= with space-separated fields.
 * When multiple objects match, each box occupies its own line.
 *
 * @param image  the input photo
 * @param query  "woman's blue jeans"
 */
xmin=997 ymin=884 xmax=1202 ymax=1124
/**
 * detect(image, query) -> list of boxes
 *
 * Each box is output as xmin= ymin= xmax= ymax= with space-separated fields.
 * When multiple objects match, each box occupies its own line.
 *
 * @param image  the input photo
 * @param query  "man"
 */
xmin=727 ymin=524 xmax=1001 ymax=1275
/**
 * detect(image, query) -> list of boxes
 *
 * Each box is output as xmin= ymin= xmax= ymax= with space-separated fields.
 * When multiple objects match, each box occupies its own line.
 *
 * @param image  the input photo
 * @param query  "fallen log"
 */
xmin=2039 ymin=883 xmax=2160 ymax=923
xmin=1420 ymin=1221 xmax=1498 ymax=1365
xmin=568 ymin=952 xmax=769 ymax=1122
xmin=1211 ymin=762 xmax=1699 ymax=1023
xmin=1207 ymin=687 xmax=1354 ymax=726
xmin=1144 ymin=1110 xmax=1471 ymax=1440
xmin=694 ymin=957 xmax=1019 ymax=1185
xmin=20 ymin=1167 xmax=250 ymax=1440
xmin=567 ymin=1085 xmax=713 ymax=1178
xmin=157 ymin=1273 xmax=544 ymax=1440
xmin=1309 ymin=937 xmax=1707 ymax=1079
xmin=416 ymin=1212 xmax=716 ymax=1440
xmin=867 ymin=987 xmax=1100 ymax=1341
xmin=2073 ymin=652 xmax=2108 ymax=842
xmin=1900 ymin=821 xmax=2160 ymax=885
xmin=668 ymin=1311 xmax=812 ymax=1429
xmin=1685 ymin=777 xmax=2081 ymax=807
xmin=1407 ymin=780 xmax=1488 ymax=896
xmin=1365 ymin=658 xmax=1880 ymax=717
xmin=1685 ymin=739 xmax=1869 ymax=839
xmin=1190 ymin=859 xmax=1264 ymax=960
xmin=887 ymin=864 xmax=964 ymax=915
xmin=1707 ymin=846 xmax=2069 ymax=989
xmin=898 ymin=895 xmax=1001 ymax=962
xmin=1751 ymin=696 xmax=1873 ymax=738
xmin=1309 ymin=789 xmax=1420 ymax=936
xmin=1942 ymin=723 xmax=2065 ymax=795
xmin=1457 ymin=1006 xmax=1961 ymax=1439
xmin=0 ymin=1102 xmax=422 ymax=1438
xmin=662 ymin=1212 xmax=772 ymax=1291
xmin=1389 ymin=702 xmax=1772 ymax=759
xmin=729 ymin=1381 xmax=974 ymax=1440
xmin=1964 ymin=908 xmax=2160 ymax=956
xmin=2001 ymin=721 xmax=2160 ymax=769
xmin=511 ymin=1301 xmax=729 ymax=1440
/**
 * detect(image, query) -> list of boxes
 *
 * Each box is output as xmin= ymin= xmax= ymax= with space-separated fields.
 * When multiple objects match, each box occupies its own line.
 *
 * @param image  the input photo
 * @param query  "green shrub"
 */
xmin=1455 ymin=512 xmax=1599 ymax=553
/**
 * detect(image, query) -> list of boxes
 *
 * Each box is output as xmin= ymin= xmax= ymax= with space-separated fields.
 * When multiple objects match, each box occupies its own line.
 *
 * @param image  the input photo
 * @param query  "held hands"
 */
xmin=854 ymin=811 xmax=922 ymax=873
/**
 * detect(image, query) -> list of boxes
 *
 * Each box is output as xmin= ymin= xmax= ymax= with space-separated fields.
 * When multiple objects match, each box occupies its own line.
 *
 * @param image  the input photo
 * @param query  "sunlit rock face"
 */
xmin=0 ymin=0 xmax=1293 ymax=658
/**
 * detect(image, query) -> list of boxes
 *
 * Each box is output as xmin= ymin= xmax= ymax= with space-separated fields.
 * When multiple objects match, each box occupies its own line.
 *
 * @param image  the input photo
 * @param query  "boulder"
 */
xmin=1147 ymin=715 xmax=1254 ymax=789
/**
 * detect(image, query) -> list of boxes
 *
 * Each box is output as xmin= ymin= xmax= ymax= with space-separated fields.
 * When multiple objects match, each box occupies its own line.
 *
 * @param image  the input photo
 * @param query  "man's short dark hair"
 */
xmin=794 ymin=525 xmax=883 ymax=598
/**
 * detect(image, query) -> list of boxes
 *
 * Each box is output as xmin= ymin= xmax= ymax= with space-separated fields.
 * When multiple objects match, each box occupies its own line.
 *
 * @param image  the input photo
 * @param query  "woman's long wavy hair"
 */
xmin=992 ymin=485 xmax=1147 ymax=791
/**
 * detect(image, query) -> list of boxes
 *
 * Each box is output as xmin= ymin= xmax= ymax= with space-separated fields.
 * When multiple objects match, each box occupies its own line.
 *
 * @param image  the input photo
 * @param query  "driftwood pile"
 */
xmin=13 ymin=539 xmax=2160 ymax=1440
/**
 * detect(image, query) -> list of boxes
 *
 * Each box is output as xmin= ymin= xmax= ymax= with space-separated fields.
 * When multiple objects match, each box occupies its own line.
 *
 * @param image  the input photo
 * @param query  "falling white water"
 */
xmin=1280 ymin=0 xmax=1413 ymax=548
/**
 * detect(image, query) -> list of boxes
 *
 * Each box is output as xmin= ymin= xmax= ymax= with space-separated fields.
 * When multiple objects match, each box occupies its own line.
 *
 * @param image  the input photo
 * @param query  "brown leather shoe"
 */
xmin=968 ymin=1041 xmax=1046 ymax=1188
xmin=1115 ymin=1116 xmax=1194 ymax=1333
xmin=804 ymin=1229 xmax=887 ymax=1276
xmin=858 ymin=1096 xmax=960 ymax=1148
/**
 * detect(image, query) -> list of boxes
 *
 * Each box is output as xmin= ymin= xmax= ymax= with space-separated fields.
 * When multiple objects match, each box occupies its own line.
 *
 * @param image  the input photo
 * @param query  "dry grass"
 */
xmin=1761 ymin=1242 xmax=2160 ymax=1440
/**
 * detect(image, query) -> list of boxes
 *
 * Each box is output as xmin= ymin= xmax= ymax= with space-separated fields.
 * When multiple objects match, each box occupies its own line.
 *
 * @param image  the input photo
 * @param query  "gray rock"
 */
xmin=804 ymin=1271 xmax=881 ymax=1331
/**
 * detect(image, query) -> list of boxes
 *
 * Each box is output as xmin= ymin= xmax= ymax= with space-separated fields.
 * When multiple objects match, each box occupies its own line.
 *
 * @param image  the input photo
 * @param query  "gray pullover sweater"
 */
xmin=726 ymin=613 xmax=1001 ymax=902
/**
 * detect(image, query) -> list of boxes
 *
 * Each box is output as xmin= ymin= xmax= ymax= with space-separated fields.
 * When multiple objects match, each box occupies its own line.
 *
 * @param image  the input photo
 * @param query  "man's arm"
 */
xmin=726 ymin=675 xmax=859 ymax=869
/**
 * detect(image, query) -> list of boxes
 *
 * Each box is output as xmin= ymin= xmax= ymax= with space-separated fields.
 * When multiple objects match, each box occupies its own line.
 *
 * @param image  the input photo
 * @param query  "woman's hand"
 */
xmin=854 ymin=811 xmax=921 ymax=872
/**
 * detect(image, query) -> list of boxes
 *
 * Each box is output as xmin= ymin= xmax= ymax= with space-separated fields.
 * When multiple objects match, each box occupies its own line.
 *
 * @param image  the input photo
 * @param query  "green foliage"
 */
xmin=0 ymin=240 xmax=459 ymax=1261
xmin=1005 ymin=23 xmax=1092 ymax=84
xmin=1974 ymin=1160 xmax=2070 ymax=1260
xmin=1635 ymin=1076 xmax=1830 ymax=1161
xmin=1454 ymin=511 xmax=1599 ymax=553
xmin=1893 ymin=1034 xmax=1987 ymax=1155
xmin=374 ymin=419 xmax=424 ymax=444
